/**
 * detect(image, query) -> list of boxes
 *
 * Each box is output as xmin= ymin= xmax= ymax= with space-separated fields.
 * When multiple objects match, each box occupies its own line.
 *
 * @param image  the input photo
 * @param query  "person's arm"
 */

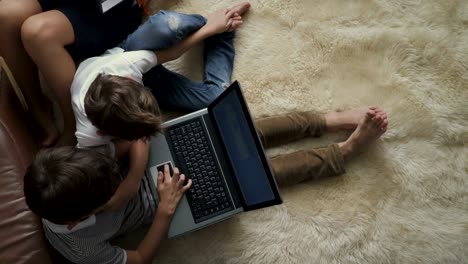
xmin=155 ymin=9 xmax=239 ymax=64
xmin=112 ymin=138 xmax=134 ymax=160
xmin=105 ymin=139 xmax=149 ymax=211
xmin=126 ymin=165 xmax=192 ymax=264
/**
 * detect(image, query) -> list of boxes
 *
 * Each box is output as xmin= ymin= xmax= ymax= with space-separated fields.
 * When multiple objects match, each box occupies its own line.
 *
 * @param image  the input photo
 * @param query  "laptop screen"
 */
xmin=210 ymin=83 xmax=279 ymax=208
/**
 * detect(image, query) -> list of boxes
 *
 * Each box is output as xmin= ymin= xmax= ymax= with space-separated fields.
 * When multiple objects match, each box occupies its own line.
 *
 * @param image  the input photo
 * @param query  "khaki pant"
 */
xmin=255 ymin=112 xmax=346 ymax=187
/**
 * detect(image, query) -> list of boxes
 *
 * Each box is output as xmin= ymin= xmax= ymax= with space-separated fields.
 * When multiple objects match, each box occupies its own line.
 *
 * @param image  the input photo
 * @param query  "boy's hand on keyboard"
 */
xmin=157 ymin=165 xmax=192 ymax=216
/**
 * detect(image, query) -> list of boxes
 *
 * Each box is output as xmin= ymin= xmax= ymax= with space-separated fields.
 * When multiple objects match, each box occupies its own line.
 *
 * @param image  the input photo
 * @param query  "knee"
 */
xmin=148 ymin=11 xmax=205 ymax=39
xmin=21 ymin=15 xmax=58 ymax=46
xmin=148 ymin=11 xmax=179 ymax=38
xmin=198 ymin=85 xmax=224 ymax=108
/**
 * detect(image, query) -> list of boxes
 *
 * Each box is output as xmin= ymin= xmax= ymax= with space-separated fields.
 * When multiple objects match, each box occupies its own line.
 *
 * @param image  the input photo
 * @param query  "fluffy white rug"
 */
xmin=147 ymin=0 xmax=468 ymax=263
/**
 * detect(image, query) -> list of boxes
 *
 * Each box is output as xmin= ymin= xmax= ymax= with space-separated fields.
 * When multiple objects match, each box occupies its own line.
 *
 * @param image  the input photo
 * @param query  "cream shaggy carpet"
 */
xmin=145 ymin=0 xmax=468 ymax=263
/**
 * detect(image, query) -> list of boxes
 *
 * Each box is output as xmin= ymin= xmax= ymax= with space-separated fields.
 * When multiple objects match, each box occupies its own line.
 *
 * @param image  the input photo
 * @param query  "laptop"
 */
xmin=146 ymin=81 xmax=282 ymax=238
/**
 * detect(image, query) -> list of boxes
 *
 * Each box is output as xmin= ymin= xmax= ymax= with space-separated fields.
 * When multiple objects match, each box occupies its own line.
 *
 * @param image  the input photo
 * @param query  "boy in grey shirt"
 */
xmin=24 ymin=146 xmax=188 ymax=264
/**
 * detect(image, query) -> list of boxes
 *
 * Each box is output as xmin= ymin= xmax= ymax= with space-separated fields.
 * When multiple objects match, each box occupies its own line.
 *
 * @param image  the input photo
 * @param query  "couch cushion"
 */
xmin=0 ymin=65 xmax=53 ymax=263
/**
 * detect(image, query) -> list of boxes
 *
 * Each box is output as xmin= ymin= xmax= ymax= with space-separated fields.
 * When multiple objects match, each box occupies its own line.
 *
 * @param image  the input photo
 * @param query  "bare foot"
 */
xmin=325 ymin=106 xmax=382 ymax=132
xmin=338 ymin=110 xmax=388 ymax=161
xmin=228 ymin=2 xmax=251 ymax=16
xmin=226 ymin=2 xmax=251 ymax=31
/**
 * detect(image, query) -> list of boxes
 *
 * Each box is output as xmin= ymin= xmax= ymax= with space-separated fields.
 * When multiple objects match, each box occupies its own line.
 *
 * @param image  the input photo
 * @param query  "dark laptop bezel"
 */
xmin=207 ymin=81 xmax=282 ymax=211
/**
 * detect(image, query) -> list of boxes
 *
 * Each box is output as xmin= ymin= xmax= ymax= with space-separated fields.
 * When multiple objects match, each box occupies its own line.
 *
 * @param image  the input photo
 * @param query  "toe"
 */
xmin=367 ymin=109 xmax=376 ymax=117
xmin=377 ymin=118 xmax=385 ymax=127
xmin=382 ymin=119 xmax=388 ymax=128
xmin=371 ymin=114 xmax=383 ymax=127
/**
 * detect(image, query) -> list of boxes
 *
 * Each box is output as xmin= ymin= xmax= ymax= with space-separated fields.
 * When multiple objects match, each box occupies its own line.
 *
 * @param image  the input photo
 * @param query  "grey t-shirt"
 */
xmin=42 ymin=146 xmax=157 ymax=264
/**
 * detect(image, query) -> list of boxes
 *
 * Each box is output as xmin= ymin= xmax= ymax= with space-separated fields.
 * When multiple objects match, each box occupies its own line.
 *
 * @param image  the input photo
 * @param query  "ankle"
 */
xmin=338 ymin=140 xmax=354 ymax=161
xmin=324 ymin=112 xmax=339 ymax=132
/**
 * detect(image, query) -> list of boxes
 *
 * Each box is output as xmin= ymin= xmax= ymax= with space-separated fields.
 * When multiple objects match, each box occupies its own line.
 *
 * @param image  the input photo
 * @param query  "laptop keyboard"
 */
xmin=167 ymin=119 xmax=234 ymax=223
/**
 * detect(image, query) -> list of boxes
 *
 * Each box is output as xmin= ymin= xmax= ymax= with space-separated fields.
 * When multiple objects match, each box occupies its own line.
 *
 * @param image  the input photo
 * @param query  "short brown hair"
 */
xmin=24 ymin=147 xmax=121 ymax=223
xmin=85 ymin=74 xmax=162 ymax=140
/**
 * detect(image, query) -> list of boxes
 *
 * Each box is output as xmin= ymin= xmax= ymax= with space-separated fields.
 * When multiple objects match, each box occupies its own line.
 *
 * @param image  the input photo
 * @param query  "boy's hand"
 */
xmin=204 ymin=9 xmax=243 ymax=35
xmin=157 ymin=164 xmax=192 ymax=216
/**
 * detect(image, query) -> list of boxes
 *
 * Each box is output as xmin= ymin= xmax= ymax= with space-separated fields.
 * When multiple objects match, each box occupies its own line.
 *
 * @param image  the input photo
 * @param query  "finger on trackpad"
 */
xmin=156 ymin=161 xmax=174 ymax=176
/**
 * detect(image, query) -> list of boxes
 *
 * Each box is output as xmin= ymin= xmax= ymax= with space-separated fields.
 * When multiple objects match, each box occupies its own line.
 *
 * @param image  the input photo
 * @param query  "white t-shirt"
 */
xmin=71 ymin=47 xmax=158 ymax=148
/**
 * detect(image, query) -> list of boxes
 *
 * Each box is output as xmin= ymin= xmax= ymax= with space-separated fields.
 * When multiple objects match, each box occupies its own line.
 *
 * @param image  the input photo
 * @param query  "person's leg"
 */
xmin=338 ymin=109 xmax=388 ymax=161
xmin=255 ymin=111 xmax=339 ymax=187
xmin=201 ymin=2 xmax=251 ymax=90
xmin=202 ymin=31 xmax=236 ymax=92
xmin=143 ymin=31 xmax=235 ymax=111
xmin=256 ymin=111 xmax=327 ymax=148
xmin=324 ymin=106 xmax=378 ymax=132
xmin=121 ymin=11 xmax=207 ymax=51
xmin=143 ymin=65 xmax=221 ymax=111
xmin=0 ymin=0 xmax=60 ymax=147
xmin=270 ymin=144 xmax=346 ymax=187
xmin=143 ymin=3 xmax=251 ymax=111
xmin=21 ymin=10 xmax=77 ymax=146
xmin=258 ymin=108 xmax=388 ymax=187
xmin=256 ymin=107 xmax=378 ymax=148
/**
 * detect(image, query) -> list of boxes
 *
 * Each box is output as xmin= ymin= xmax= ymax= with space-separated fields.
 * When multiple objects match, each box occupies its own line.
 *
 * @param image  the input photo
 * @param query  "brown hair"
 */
xmin=24 ymin=147 xmax=121 ymax=223
xmin=85 ymin=74 xmax=162 ymax=140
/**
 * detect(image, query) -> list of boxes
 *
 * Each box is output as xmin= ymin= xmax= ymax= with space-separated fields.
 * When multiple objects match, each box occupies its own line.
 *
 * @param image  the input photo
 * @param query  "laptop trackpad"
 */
xmin=147 ymin=134 xmax=196 ymax=236
xmin=155 ymin=161 xmax=174 ymax=177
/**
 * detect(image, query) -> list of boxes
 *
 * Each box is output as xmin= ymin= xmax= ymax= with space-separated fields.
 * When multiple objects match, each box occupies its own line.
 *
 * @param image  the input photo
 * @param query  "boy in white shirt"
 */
xmin=71 ymin=3 xmax=251 ymax=210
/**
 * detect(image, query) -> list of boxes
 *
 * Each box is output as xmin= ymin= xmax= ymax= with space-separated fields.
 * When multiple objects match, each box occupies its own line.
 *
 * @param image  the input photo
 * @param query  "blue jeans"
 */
xmin=120 ymin=10 xmax=206 ymax=51
xmin=120 ymin=11 xmax=236 ymax=111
